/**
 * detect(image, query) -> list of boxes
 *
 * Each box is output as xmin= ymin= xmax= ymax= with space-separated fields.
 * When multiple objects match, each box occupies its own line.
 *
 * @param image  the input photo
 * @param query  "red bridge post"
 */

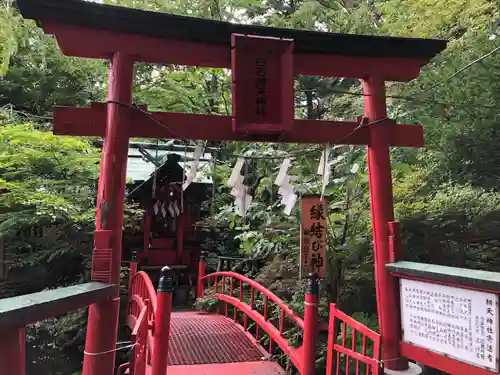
xmin=364 ymin=76 xmax=408 ymax=370
xmin=0 ymin=327 xmax=25 ymax=375
xmin=129 ymin=250 xmax=138 ymax=291
xmin=83 ymin=52 xmax=134 ymax=375
xmin=152 ymin=266 xmax=174 ymax=375
xmin=197 ymin=251 xmax=207 ymax=298
xmin=302 ymin=273 xmax=319 ymax=375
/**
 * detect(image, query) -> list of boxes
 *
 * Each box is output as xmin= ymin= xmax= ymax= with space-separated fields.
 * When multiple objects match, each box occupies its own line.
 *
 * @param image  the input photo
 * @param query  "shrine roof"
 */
xmin=127 ymin=151 xmax=213 ymax=201
xmin=16 ymin=0 xmax=447 ymax=61
xmin=124 ymin=143 xmax=212 ymax=185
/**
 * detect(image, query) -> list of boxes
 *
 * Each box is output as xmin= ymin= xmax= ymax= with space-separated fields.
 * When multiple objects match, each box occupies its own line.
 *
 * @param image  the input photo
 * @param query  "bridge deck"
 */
xmin=157 ymin=311 xmax=285 ymax=374
xmin=152 ymin=361 xmax=286 ymax=375
xmin=167 ymin=312 xmax=267 ymax=365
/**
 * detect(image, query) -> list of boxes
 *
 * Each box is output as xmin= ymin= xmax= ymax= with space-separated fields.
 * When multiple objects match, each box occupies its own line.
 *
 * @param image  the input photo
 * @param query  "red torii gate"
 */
xmin=16 ymin=0 xmax=447 ymax=374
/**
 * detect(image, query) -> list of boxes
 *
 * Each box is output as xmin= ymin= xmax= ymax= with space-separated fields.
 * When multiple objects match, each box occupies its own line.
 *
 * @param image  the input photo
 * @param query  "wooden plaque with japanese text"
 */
xmin=300 ymin=195 xmax=327 ymax=279
xmin=231 ymin=34 xmax=294 ymax=135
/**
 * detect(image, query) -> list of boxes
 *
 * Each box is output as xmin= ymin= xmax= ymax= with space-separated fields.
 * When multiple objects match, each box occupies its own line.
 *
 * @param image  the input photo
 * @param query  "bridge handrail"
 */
xmin=128 ymin=271 xmax=157 ymax=371
xmin=201 ymin=271 xmax=304 ymax=371
xmin=130 ymin=271 xmax=157 ymax=313
xmin=129 ymin=303 xmax=149 ymax=375
xmin=326 ymin=303 xmax=381 ymax=375
xmin=201 ymin=271 xmax=304 ymax=329
xmin=217 ymin=293 xmax=301 ymax=365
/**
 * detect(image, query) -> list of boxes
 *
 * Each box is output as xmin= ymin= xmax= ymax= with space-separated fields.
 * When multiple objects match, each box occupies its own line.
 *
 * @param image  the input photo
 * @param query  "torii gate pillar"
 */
xmin=364 ymin=77 xmax=409 ymax=371
xmin=82 ymin=53 xmax=133 ymax=375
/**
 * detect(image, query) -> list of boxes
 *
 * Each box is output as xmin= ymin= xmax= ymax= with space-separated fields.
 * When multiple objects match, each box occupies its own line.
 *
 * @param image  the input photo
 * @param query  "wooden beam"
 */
xmin=53 ymin=104 xmax=424 ymax=147
xmin=43 ymin=22 xmax=424 ymax=82
xmin=0 ymin=282 xmax=116 ymax=327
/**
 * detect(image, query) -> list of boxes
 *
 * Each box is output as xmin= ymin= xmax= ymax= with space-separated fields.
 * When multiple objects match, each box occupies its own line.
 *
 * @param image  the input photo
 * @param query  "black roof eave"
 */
xmin=16 ymin=0 xmax=447 ymax=61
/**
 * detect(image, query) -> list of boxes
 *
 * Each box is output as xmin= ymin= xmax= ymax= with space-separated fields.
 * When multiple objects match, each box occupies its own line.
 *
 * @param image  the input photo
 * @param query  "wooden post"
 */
xmin=302 ymin=273 xmax=319 ymax=375
xmin=364 ymin=76 xmax=407 ymax=371
xmin=83 ymin=52 xmax=134 ymax=375
xmin=129 ymin=250 xmax=138 ymax=291
xmin=176 ymin=211 xmax=184 ymax=260
xmin=151 ymin=266 xmax=174 ymax=375
xmin=197 ymin=251 xmax=207 ymax=298
xmin=143 ymin=209 xmax=151 ymax=261
xmin=0 ymin=328 xmax=25 ymax=375
xmin=19 ymin=327 xmax=26 ymax=375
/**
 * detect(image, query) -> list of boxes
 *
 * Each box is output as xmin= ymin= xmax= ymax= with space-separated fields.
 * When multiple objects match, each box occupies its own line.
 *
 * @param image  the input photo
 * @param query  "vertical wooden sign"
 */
xmin=300 ymin=195 xmax=327 ymax=279
xmin=231 ymin=33 xmax=294 ymax=135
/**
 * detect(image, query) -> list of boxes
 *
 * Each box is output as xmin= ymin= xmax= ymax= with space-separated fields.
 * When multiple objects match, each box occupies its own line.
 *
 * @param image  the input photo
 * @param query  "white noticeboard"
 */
xmin=400 ymin=278 xmax=499 ymax=372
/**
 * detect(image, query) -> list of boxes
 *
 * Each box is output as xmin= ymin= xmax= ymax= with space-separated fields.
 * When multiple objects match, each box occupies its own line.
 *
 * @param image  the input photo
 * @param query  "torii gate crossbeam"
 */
xmin=15 ymin=1 xmax=447 ymax=374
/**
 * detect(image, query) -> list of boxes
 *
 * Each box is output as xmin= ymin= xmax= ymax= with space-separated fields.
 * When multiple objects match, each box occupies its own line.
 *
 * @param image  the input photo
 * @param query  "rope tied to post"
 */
xmin=84 ymin=342 xmax=138 ymax=356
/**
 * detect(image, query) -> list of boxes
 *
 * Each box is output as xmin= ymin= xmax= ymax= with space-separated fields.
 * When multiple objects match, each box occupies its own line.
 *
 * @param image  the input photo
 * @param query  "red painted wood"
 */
xmin=91 ymin=230 xmax=112 ymax=283
xmin=0 ymin=328 xmax=25 ymax=375
xmin=327 ymin=304 xmax=381 ymax=375
xmin=197 ymin=254 xmax=206 ymax=298
xmin=388 ymin=221 xmax=402 ymax=263
xmin=202 ymin=272 xmax=304 ymax=329
xmin=302 ymin=292 xmax=318 ymax=375
xmin=231 ymin=34 xmax=294 ymax=134
xmin=83 ymin=53 xmax=134 ymax=375
xmin=151 ymin=288 xmax=172 ymax=375
xmin=167 ymin=312 xmax=265 ymax=365
xmin=148 ymin=361 xmax=286 ymax=375
xmin=365 ymin=76 xmax=407 ymax=371
xmin=130 ymin=303 xmax=149 ymax=375
xmin=216 ymin=293 xmax=301 ymax=368
xmin=201 ymin=271 xmax=304 ymax=370
xmin=400 ymin=342 xmax=495 ymax=375
xmin=129 ymin=262 xmax=138 ymax=290
xmin=53 ymin=105 xmax=424 ymax=147
xmin=41 ymin=22 xmax=426 ymax=81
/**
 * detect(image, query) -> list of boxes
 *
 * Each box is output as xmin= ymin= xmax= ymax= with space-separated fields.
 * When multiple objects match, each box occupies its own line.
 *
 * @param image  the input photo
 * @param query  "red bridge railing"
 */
xmin=124 ymin=269 xmax=174 ymax=375
xmin=326 ymin=304 xmax=381 ymax=375
xmin=127 ymin=271 xmax=157 ymax=366
xmin=200 ymin=271 xmax=315 ymax=373
xmin=124 ymin=265 xmax=380 ymax=375
xmin=129 ymin=301 xmax=149 ymax=375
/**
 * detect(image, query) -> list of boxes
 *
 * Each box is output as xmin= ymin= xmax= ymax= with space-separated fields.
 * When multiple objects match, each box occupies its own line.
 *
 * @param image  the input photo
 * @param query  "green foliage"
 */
xmin=378 ymin=0 xmax=498 ymax=38
xmin=0 ymin=116 xmax=99 ymax=280
xmin=3 ymin=0 xmax=500 ymax=373
xmin=0 ymin=1 xmax=28 ymax=76
xmin=0 ymin=5 xmax=106 ymax=115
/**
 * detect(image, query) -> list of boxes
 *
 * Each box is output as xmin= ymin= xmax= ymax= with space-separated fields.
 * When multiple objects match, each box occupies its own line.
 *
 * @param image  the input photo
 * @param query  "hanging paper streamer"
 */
xmin=228 ymin=158 xmax=252 ymax=216
xmin=183 ymin=145 xmax=203 ymax=191
xmin=173 ymin=201 xmax=180 ymax=216
xmin=161 ymin=202 xmax=167 ymax=218
xmin=168 ymin=202 xmax=175 ymax=218
xmin=274 ymin=158 xmax=297 ymax=215
xmin=317 ymin=145 xmax=332 ymax=198
xmin=228 ymin=158 xmax=245 ymax=187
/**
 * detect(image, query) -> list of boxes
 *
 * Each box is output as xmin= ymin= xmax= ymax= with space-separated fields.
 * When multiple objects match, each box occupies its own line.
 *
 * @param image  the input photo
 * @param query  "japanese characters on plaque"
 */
xmin=300 ymin=195 xmax=327 ymax=279
xmin=400 ymin=278 xmax=499 ymax=372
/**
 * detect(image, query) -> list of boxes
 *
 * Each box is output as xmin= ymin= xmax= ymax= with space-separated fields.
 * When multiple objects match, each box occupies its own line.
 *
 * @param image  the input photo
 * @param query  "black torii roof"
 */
xmin=16 ymin=0 xmax=447 ymax=61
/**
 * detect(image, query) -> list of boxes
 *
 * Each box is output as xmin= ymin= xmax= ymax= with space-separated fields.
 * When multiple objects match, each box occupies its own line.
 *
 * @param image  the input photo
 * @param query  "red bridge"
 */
xmin=122 ymin=267 xmax=381 ymax=375
xmin=6 ymin=1 xmax=494 ymax=375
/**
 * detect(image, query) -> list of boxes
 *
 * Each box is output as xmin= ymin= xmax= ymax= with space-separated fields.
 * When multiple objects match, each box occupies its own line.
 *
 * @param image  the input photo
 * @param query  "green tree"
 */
xmin=0 ymin=4 xmax=106 ymax=116
xmin=0 ymin=113 xmax=100 ymax=283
